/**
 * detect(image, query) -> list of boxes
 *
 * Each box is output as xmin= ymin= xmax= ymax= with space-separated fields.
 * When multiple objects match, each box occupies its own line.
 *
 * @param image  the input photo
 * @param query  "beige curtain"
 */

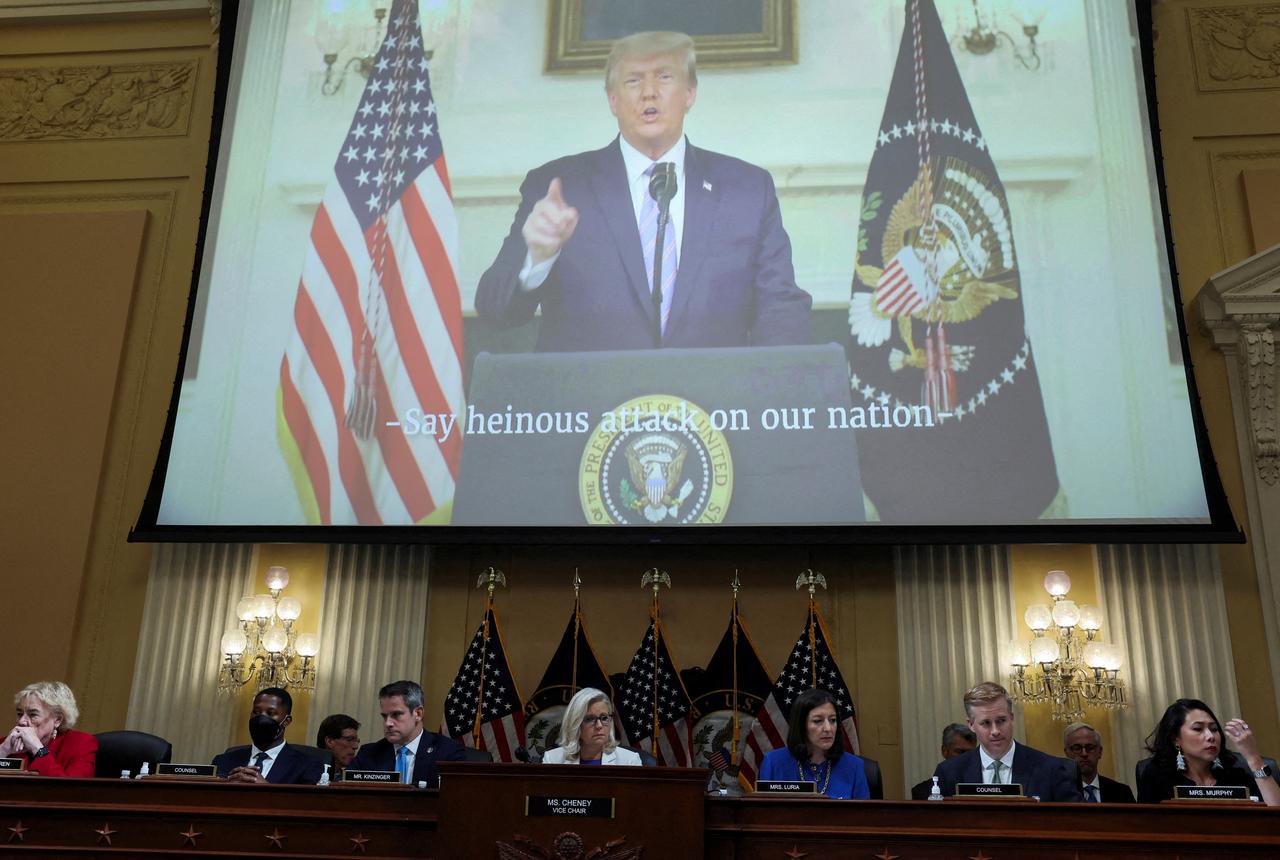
xmin=1095 ymin=544 xmax=1242 ymax=790
xmin=304 ymin=544 xmax=433 ymax=741
xmin=125 ymin=543 xmax=255 ymax=764
xmin=895 ymin=545 xmax=1019 ymax=797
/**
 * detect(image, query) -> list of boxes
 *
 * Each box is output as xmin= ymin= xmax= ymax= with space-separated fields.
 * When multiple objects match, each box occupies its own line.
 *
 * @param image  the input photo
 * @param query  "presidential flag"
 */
xmin=847 ymin=0 xmax=1060 ymax=522
xmin=523 ymin=606 xmax=613 ymax=758
xmin=278 ymin=0 xmax=463 ymax=525
xmin=614 ymin=618 xmax=696 ymax=766
xmin=441 ymin=608 xmax=525 ymax=762
xmin=739 ymin=606 xmax=859 ymax=791
xmin=683 ymin=604 xmax=773 ymax=770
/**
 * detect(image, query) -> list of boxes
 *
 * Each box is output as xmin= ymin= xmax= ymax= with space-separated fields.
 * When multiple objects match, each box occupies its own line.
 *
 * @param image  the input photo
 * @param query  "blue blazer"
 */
xmin=933 ymin=744 xmax=1082 ymax=802
xmin=212 ymin=742 xmax=324 ymax=785
xmin=758 ymin=748 xmax=870 ymax=800
xmin=349 ymin=731 xmax=465 ymax=788
xmin=476 ymin=137 xmax=812 ymax=352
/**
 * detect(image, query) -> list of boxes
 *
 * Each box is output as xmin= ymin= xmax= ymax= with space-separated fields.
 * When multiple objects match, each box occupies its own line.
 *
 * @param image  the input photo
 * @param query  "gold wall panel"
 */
xmin=1188 ymin=2 xmax=1280 ymax=92
xmin=0 ymin=60 xmax=197 ymax=141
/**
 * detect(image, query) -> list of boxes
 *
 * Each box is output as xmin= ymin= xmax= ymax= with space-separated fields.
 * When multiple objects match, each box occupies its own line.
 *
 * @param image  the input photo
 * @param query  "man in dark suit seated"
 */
xmin=212 ymin=687 xmax=323 ymax=785
xmin=475 ymin=31 xmax=812 ymax=352
xmin=349 ymin=680 xmax=465 ymax=788
xmin=932 ymin=681 xmax=1082 ymax=802
xmin=1063 ymin=721 xmax=1136 ymax=803
xmin=911 ymin=722 xmax=976 ymax=799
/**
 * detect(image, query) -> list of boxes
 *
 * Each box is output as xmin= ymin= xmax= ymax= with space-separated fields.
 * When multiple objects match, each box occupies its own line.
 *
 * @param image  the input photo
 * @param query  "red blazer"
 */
xmin=23 ymin=729 xmax=97 ymax=778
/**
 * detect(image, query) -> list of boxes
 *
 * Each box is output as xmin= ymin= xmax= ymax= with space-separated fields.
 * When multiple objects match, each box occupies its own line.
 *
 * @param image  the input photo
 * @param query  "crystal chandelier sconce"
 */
xmin=956 ymin=0 xmax=1045 ymax=71
xmin=315 ymin=1 xmax=389 ymax=96
xmin=1008 ymin=569 xmax=1126 ymax=722
xmin=218 ymin=566 xmax=319 ymax=694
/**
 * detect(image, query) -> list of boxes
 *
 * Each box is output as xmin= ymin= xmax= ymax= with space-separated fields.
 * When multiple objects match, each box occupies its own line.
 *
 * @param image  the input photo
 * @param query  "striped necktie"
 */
xmin=639 ymin=163 xmax=677 ymax=335
xmin=990 ymin=759 xmax=1004 ymax=784
xmin=1085 ymin=784 xmax=1099 ymax=802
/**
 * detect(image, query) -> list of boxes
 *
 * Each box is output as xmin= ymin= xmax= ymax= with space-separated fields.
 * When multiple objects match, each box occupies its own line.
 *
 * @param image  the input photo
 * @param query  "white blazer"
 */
xmin=542 ymin=746 xmax=643 ymax=766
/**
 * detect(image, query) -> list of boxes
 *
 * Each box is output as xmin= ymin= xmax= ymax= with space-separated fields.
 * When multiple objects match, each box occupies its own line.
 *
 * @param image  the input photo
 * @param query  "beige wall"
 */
xmin=0 ymin=0 xmax=1276 ymax=788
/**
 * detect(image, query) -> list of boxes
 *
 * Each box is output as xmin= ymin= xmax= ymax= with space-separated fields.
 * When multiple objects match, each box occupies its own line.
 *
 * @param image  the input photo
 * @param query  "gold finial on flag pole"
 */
xmin=640 ymin=568 xmax=672 ymax=757
xmin=573 ymin=568 xmax=581 ymax=600
xmin=471 ymin=567 xmax=506 ymax=747
xmin=476 ymin=566 xmax=507 ymax=604
xmin=796 ymin=569 xmax=826 ymax=689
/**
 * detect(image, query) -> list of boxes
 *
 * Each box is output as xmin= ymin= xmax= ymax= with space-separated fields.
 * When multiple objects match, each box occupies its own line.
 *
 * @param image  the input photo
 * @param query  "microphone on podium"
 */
xmin=514 ymin=745 xmax=541 ymax=763
xmin=647 ymin=161 xmax=678 ymax=345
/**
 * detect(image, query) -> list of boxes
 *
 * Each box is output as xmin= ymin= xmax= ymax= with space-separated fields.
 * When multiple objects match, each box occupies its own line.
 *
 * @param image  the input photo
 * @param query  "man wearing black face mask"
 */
xmin=212 ymin=688 xmax=325 ymax=785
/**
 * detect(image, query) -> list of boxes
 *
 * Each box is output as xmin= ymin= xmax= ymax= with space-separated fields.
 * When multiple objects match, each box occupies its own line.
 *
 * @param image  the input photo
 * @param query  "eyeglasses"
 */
xmin=582 ymin=715 xmax=612 ymax=726
xmin=1066 ymin=743 xmax=1099 ymax=754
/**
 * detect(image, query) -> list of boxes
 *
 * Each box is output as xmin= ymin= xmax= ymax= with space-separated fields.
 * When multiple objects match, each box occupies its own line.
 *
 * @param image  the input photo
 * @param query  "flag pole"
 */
xmin=641 ymin=568 xmax=671 ymax=758
xmin=571 ymin=569 xmax=581 ymax=695
xmin=472 ymin=567 xmax=506 ymax=748
xmin=730 ymin=570 xmax=741 ymax=767
xmin=795 ymin=569 xmax=827 ymax=689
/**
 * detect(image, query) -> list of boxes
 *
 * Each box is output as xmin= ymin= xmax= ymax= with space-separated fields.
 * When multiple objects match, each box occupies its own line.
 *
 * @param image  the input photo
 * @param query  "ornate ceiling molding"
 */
xmin=1188 ymin=3 xmax=1280 ymax=92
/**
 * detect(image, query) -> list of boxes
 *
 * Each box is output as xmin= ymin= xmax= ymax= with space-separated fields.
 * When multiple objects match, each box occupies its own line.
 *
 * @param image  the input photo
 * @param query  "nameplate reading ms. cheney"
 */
xmin=525 ymin=796 xmax=615 ymax=818
xmin=343 ymin=769 xmax=401 ymax=783
xmin=1174 ymin=785 xmax=1251 ymax=800
xmin=956 ymin=783 xmax=1025 ymax=797
xmin=155 ymin=763 xmax=216 ymax=777
xmin=754 ymin=780 xmax=818 ymax=794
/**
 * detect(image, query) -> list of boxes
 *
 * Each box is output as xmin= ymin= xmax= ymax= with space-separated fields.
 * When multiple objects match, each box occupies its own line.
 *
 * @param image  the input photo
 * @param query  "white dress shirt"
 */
xmin=519 ymin=135 xmax=689 ymax=290
xmin=249 ymin=739 xmax=286 ymax=779
xmin=396 ymin=729 xmax=424 ymax=782
xmin=978 ymin=740 xmax=1018 ymax=784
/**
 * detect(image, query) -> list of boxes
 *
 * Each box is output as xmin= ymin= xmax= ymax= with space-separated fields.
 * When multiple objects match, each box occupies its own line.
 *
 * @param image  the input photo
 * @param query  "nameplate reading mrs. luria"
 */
xmin=525 ymin=796 xmax=615 ymax=818
xmin=0 ymin=757 xmax=25 ymax=772
xmin=155 ymin=763 xmax=216 ymax=777
xmin=1174 ymin=785 xmax=1251 ymax=800
xmin=956 ymin=783 xmax=1025 ymax=797
xmin=755 ymin=780 xmax=817 ymax=794
xmin=343 ymin=769 xmax=401 ymax=783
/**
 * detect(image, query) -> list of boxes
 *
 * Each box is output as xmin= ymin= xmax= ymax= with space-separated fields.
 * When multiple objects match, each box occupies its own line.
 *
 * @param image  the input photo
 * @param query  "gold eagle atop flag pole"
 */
xmin=472 ymin=566 xmax=506 ymax=747
xmin=796 ymin=569 xmax=827 ymax=689
xmin=641 ymin=567 xmax=671 ymax=758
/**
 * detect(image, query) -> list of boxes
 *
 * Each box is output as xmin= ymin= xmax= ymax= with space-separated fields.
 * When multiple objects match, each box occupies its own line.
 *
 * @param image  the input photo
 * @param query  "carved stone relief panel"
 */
xmin=1207 ymin=146 xmax=1280 ymax=264
xmin=0 ymin=60 xmax=197 ymax=141
xmin=1188 ymin=3 xmax=1280 ymax=92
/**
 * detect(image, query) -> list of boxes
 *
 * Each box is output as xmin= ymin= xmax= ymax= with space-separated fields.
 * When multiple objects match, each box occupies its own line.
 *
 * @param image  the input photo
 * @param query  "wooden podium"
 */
xmin=436 ymin=762 xmax=706 ymax=858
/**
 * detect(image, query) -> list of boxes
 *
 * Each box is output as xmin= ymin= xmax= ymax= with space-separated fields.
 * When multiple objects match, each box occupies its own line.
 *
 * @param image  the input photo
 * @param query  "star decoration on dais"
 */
xmin=94 ymin=823 xmax=118 ymax=846
xmin=265 ymin=827 xmax=287 ymax=849
xmin=783 ymin=846 xmax=808 ymax=859
xmin=875 ymin=849 xmax=900 ymax=860
xmin=180 ymin=824 xmax=202 ymax=847
xmin=350 ymin=832 xmax=371 ymax=854
xmin=7 ymin=821 xmax=29 ymax=843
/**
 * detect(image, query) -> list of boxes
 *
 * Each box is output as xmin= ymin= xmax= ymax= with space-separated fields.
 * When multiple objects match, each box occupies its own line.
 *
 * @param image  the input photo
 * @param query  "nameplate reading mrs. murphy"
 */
xmin=525 ymin=795 xmax=615 ymax=818
xmin=1173 ymin=785 xmax=1250 ymax=801
xmin=956 ymin=782 xmax=1025 ymax=797
xmin=343 ymin=769 xmax=401 ymax=783
xmin=156 ymin=763 xmax=216 ymax=777
xmin=754 ymin=780 xmax=817 ymax=794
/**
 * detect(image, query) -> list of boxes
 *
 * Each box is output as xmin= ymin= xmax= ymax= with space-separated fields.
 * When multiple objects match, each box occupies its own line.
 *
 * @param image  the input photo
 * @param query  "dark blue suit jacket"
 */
xmin=933 ymin=744 xmax=1082 ymax=802
xmin=212 ymin=742 xmax=324 ymax=785
xmin=349 ymin=731 xmax=465 ymax=788
xmin=476 ymin=137 xmax=812 ymax=352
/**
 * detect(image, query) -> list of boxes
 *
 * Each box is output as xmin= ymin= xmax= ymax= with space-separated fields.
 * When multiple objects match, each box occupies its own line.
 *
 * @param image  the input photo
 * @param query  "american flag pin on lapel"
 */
xmin=703 ymin=180 xmax=713 ymax=191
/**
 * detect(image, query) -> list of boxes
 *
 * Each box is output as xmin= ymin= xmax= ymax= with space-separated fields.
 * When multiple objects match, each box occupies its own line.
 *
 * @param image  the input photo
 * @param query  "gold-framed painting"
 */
xmin=545 ymin=0 xmax=797 ymax=75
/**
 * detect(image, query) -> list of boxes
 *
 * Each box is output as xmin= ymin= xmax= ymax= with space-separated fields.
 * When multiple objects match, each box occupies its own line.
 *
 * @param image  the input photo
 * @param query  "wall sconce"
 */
xmin=315 ymin=0 xmax=389 ymax=96
xmin=955 ymin=0 xmax=1045 ymax=71
xmin=218 ymin=566 xmax=319 ymax=694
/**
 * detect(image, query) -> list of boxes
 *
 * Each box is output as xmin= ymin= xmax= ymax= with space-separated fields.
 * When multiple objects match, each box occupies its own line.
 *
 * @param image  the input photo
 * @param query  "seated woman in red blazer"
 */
xmin=0 ymin=681 xmax=97 ymax=777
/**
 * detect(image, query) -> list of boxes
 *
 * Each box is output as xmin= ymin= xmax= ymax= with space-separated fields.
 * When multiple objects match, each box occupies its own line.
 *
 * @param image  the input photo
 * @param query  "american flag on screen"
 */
xmin=277 ymin=0 xmax=462 ymax=525
xmin=739 ymin=606 xmax=860 ymax=791
xmin=441 ymin=608 xmax=526 ymax=762
xmin=614 ymin=618 xmax=695 ymax=767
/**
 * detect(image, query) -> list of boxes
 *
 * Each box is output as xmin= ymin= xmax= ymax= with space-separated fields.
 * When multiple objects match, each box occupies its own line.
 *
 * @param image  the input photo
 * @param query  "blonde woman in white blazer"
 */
xmin=542 ymin=687 xmax=642 ymax=766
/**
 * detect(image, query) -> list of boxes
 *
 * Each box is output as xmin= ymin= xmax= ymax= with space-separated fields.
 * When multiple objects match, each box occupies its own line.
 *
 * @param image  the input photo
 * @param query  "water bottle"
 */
xmin=927 ymin=775 xmax=944 ymax=801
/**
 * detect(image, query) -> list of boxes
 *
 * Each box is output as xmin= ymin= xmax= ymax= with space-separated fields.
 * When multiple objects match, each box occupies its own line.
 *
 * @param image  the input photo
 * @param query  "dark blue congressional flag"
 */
xmin=847 ymin=0 xmax=1060 ymax=522
xmin=522 ymin=606 xmax=613 ymax=757
xmin=682 ymin=605 xmax=773 ymax=768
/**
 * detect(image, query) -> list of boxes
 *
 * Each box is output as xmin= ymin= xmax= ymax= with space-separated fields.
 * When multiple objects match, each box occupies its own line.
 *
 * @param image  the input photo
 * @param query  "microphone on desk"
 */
xmin=647 ymin=161 xmax=678 ymax=346
xmin=514 ymin=745 xmax=541 ymax=764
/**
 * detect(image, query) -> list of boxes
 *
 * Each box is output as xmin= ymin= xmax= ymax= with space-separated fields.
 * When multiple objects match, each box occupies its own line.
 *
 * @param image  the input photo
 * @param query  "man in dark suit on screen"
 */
xmin=212 ymin=687 xmax=324 ymax=785
xmin=475 ymin=31 xmax=812 ymax=352
xmin=349 ymin=680 xmax=464 ymax=788
xmin=932 ymin=682 xmax=1082 ymax=802
xmin=1063 ymin=721 xmax=1136 ymax=803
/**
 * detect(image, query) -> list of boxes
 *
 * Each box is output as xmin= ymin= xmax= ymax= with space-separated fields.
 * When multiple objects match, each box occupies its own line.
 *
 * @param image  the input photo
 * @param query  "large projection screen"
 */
xmin=134 ymin=0 xmax=1238 ymax=543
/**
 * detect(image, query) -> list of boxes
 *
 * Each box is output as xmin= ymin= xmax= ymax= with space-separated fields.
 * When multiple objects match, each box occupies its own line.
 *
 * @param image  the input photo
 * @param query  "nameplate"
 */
xmin=525 ymin=795 xmax=615 ymax=818
xmin=342 ymin=769 xmax=402 ymax=783
xmin=0 ymin=757 xmax=25 ymax=772
xmin=156 ymin=763 xmax=216 ymax=778
xmin=755 ymin=780 xmax=817 ymax=795
xmin=1174 ymin=784 xmax=1250 ymax=801
xmin=956 ymin=782 xmax=1025 ymax=797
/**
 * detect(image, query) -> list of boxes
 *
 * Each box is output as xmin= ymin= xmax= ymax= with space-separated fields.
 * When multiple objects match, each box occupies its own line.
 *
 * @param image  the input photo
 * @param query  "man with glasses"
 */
xmin=316 ymin=714 xmax=361 ymax=774
xmin=1064 ymin=722 xmax=1135 ymax=803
